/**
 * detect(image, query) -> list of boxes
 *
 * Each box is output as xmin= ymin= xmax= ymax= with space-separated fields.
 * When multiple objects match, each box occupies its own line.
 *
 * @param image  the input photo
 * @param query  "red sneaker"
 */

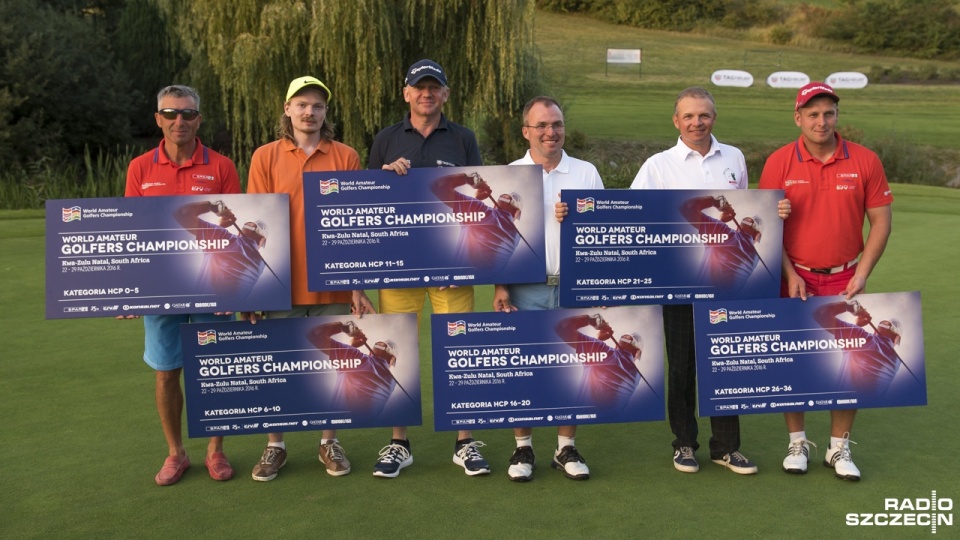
xmin=205 ymin=452 xmax=235 ymax=481
xmin=155 ymin=454 xmax=190 ymax=486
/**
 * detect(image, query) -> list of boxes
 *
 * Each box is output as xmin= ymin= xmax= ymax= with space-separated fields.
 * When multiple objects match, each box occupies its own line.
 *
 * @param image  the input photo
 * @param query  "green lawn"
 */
xmin=4 ymin=186 xmax=958 ymax=538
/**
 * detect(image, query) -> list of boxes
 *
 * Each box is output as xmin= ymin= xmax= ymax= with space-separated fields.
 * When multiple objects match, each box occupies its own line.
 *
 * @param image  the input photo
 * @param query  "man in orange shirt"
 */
xmin=246 ymin=76 xmax=375 ymax=481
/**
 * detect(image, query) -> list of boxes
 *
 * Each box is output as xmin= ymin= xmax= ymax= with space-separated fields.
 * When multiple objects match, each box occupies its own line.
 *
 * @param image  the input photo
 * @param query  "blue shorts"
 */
xmin=507 ymin=283 xmax=560 ymax=311
xmin=143 ymin=313 xmax=233 ymax=371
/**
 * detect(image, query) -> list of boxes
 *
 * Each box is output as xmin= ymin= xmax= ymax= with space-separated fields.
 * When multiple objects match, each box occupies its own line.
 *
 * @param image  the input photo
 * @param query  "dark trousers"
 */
xmin=664 ymin=304 xmax=740 ymax=458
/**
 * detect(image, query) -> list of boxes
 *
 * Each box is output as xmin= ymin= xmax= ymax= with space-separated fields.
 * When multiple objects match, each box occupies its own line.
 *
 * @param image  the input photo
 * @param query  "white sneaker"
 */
xmin=507 ymin=446 xmax=535 ymax=482
xmin=824 ymin=433 xmax=860 ymax=481
xmin=551 ymin=446 xmax=589 ymax=480
xmin=782 ymin=438 xmax=815 ymax=474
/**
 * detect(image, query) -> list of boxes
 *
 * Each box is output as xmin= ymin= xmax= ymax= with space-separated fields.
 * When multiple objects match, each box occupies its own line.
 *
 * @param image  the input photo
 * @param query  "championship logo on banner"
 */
xmin=45 ymin=194 xmax=292 ymax=318
xmin=303 ymin=165 xmax=546 ymax=291
xmin=197 ymin=329 xmax=217 ymax=346
xmin=181 ymin=313 xmax=421 ymax=437
xmin=431 ymin=306 xmax=665 ymax=431
xmin=559 ymin=189 xmax=784 ymax=307
xmin=694 ymin=292 xmax=926 ymax=416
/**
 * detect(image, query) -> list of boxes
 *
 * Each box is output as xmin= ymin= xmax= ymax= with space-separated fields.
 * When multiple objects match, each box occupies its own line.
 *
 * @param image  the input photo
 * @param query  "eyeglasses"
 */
xmin=524 ymin=122 xmax=565 ymax=133
xmin=158 ymin=108 xmax=200 ymax=121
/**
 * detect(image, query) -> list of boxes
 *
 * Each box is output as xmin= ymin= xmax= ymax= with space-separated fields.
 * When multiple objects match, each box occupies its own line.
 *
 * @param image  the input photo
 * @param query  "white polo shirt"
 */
xmin=511 ymin=150 xmax=604 ymax=275
xmin=631 ymin=135 xmax=747 ymax=190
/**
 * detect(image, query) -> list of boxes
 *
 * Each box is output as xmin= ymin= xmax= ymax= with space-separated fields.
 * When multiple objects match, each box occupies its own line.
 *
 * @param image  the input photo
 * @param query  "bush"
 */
xmin=535 ymin=0 xmax=590 ymax=12
xmin=0 ymin=0 xmax=133 ymax=170
xmin=768 ymin=25 xmax=793 ymax=45
xmin=0 ymin=147 xmax=134 ymax=210
xmin=866 ymin=64 xmax=960 ymax=84
xmin=869 ymin=135 xmax=952 ymax=186
xmin=720 ymin=0 xmax=785 ymax=29
xmin=837 ymin=125 xmax=865 ymax=145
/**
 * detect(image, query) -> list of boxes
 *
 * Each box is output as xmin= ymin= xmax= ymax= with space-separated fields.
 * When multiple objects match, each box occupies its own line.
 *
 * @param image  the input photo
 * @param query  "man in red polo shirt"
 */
xmin=125 ymin=84 xmax=241 ymax=485
xmin=759 ymin=82 xmax=893 ymax=481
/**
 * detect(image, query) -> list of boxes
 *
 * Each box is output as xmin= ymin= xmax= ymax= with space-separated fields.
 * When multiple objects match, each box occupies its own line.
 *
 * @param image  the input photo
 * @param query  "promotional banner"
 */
xmin=181 ymin=313 xmax=421 ymax=437
xmin=431 ymin=306 xmax=665 ymax=431
xmin=826 ymin=71 xmax=869 ymax=89
xmin=303 ymin=165 xmax=546 ymax=290
xmin=46 ymin=194 xmax=292 ymax=318
xmin=694 ymin=292 xmax=926 ymax=416
xmin=766 ymin=71 xmax=811 ymax=88
xmin=559 ymin=189 xmax=784 ymax=307
xmin=711 ymin=70 xmax=754 ymax=87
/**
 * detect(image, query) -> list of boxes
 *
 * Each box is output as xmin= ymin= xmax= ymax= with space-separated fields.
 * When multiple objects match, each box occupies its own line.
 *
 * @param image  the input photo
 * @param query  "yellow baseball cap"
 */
xmin=285 ymin=76 xmax=332 ymax=102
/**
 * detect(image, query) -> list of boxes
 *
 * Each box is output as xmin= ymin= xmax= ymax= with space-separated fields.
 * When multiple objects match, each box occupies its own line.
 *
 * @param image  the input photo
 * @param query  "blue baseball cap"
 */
xmin=405 ymin=59 xmax=447 ymax=86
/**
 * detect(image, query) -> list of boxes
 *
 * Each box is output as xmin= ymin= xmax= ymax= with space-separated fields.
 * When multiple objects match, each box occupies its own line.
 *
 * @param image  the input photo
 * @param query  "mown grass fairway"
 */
xmin=533 ymin=10 xmax=960 ymax=151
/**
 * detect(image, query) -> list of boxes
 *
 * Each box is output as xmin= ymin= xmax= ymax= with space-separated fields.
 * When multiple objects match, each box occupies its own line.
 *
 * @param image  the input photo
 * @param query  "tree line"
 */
xmin=537 ymin=0 xmax=960 ymax=58
xmin=1 ymin=0 xmax=543 ymax=179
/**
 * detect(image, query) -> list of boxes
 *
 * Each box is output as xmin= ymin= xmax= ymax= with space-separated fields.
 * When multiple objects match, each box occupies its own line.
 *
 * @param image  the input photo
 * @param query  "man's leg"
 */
xmin=373 ymin=289 xmax=427 ymax=477
xmin=663 ymin=305 xmax=700 ymax=473
xmin=156 ymin=368 xmax=185 ymax=458
xmin=709 ymin=415 xmax=756 ymax=474
xmin=830 ymin=409 xmax=856 ymax=436
xmin=154 ymin=368 xmax=191 ymax=485
xmin=552 ymin=425 xmax=588 ymax=480
xmin=825 ymin=409 xmax=860 ymax=480
xmin=508 ymin=427 xmax=535 ymax=481
xmin=425 ymin=286 xmax=490 ymax=475
xmin=302 ymin=304 xmax=354 ymax=477
xmin=782 ymin=411 xmax=813 ymax=474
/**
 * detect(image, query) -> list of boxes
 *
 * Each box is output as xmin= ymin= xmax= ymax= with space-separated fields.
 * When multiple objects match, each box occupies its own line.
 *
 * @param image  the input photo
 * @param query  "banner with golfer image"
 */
xmin=431 ymin=306 xmax=665 ymax=431
xmin=302 ymin=165 xmax=546 ymax=291
xmin=694 ymin=291 xmax=926 ymax=416
xmin=558 ymin=189 xmax=784 ymax=307
xmin=46 ymin=194 xmax=292 ymax=318
xmin=181 ymin=313 xmax=421 ymax=437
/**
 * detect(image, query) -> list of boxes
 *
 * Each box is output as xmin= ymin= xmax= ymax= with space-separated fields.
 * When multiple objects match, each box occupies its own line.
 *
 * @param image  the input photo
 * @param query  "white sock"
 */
xmin=558 ymin=435 xmax=575 ymax=450
xmin=321 ymin=438 xmax=337 ymax=445
xmin=268 ymin=441 xmax=286 ymax=450
xmin=515 ymin=435 xmax=532 ymax=448
xmin=789 ymin=431 xmax=806 ymax=443
xmin=830 ymin=436 xmax=846 ymax=449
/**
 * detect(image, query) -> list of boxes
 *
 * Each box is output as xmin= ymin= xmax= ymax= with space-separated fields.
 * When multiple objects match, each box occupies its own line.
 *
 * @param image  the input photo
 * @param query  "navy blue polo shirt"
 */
xmin=367 ymin=112 xmax=483 ymax=169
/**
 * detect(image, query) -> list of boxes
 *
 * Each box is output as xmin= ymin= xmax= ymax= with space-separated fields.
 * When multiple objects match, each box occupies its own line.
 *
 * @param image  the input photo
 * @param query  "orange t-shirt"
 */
xmin=247 ymin=138 xmax=361 ymax=305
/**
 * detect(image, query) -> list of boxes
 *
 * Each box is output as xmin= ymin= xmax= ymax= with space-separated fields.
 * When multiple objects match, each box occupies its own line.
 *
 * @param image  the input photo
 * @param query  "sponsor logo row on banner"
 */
xmin=711 ymin=70 xmax=868 ymax=89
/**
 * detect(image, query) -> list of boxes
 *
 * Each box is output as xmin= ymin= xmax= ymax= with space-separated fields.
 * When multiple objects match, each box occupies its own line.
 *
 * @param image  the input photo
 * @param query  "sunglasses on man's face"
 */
xmin=158 ymin=108 xmax=200 ymax=121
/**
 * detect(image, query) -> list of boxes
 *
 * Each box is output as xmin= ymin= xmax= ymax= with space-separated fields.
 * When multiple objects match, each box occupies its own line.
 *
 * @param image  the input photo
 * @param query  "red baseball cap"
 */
xmin=795 ymin=82 xmax=839 ymax=110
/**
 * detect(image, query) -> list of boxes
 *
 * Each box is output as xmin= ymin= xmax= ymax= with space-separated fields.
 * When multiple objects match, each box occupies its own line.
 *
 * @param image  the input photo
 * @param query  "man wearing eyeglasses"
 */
xmin=125 ymin=85 xmax=241 ymax=485
xmin=245 ymin=76 xmax=375 ymax=482
xmin=493 ymin=96 xmax=604 ymax=482
xmin=366 ymin=59 xmax=489 ymax=479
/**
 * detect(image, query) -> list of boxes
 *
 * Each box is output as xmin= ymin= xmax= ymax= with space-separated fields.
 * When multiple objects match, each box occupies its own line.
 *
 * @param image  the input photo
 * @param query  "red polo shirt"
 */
xmin=125 ymin=138 xmax=241 ymax=197
xmin=759 ymin=133 xmax=893 ymax=269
